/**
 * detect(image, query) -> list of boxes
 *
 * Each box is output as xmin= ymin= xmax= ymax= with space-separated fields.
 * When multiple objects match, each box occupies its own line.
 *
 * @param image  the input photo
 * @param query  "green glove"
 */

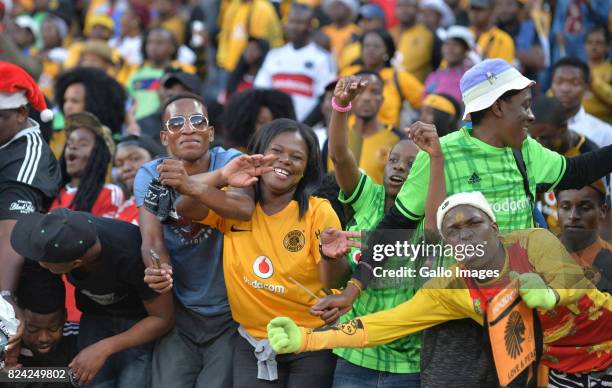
xmin=267 ymin=317 xmax=303 ymax=354
xmin=510 ymin=272 xmax=558 ymax=310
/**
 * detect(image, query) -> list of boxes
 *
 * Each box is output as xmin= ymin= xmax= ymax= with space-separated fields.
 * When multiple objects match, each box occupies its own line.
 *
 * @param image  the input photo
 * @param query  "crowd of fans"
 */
xmin=0 ymin=0 xmax=611 ymax=387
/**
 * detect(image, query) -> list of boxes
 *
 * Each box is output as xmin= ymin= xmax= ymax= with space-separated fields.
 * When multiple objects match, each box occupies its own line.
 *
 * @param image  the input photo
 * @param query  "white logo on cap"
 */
xmin=486 ymin=71 xmax=497 ymax=84
xmin=253 ymin=256 xmax=274 ymax=279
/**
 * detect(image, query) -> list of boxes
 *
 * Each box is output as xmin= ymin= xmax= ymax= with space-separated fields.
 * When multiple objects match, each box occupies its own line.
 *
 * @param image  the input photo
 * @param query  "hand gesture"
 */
xmin=157 ymin=159 xmax=192 ymax=194
xmin=69 ymin=341 xmax=111 ymax=386
xmin=405 ymin=121 xmax=443 ymax=158
xmin=221 ymin=154 xmax=278 ymax=187
xmin=333 ymin=76 xmax=369 ymax=107
xmin=510 ymin=272 xmax=557 ymax=310
xmin=267 ymin=317 xmax=303 ymax=354
xmin=310 ymin=289 xmax=358 ymax=325
xmin=144 ymin=263 xmax=173 ymax=294
xmin=320 ymin=228 xmax=362 ymax=259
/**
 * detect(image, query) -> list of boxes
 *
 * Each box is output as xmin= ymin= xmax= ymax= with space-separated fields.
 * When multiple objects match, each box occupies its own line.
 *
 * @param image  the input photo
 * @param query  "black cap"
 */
xmin=162 ymin=71 xmax=202 ymax=94
xmin=10 ymin=208 xmax=97 ymax=263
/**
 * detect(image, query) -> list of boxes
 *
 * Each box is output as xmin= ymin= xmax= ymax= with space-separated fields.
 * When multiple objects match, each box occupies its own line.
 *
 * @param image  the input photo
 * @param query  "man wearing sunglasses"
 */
xmin=133 ymin=92 xmax=256 ymax=388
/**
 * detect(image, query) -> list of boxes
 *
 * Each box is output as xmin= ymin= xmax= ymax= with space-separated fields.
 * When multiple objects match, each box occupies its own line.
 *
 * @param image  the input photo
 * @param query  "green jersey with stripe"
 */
xmin=395 ymin=126 xmax=567 ymax=232
xmin=335 ymin=173 xmax=421 ymax=373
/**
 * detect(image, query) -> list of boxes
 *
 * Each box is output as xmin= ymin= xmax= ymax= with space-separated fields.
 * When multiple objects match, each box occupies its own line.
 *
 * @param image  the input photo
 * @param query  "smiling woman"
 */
xmin=193 ymin=118 xmax=350 ymax=388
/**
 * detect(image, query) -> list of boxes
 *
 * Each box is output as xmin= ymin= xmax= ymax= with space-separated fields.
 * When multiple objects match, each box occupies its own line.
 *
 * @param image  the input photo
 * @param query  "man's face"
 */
xmin=528 ymin=121 xmax=568 ymax=153
xmin=63 ymin=83 xmax=86 ymax=117
xmin=64 ymin=128 xmax=97 ymax=178
xmin=551 ymin=66 xmax=587 ymax=113
xmin=146 ymin=30 xmax=175 ymax=63
xmin=468 ymin=6 xmax=493 ymax=29
xmin=422 ymin=9 xmax=442 ymax=31
xmin=328 ymin=0 xmax=351 ymax=23
xmin=557 ymin=187 xmax=607 ymax=239
xmin=22 ymin=309 xmax=65 ymax=355
xmin=285 ymin=9 xmax=312 ymax=44
xmin=396 ymin=0 xmax=418 ymax=25
xmin=115 ymin=145 xmax=152 ymax=193
xmin=383 ymin=140 xmax=418 ymax=198
xmin=353 ymin=75 xmax=384 ymax=120
xmin=160 ymin=99 xmax=213 ymax=162
xmin=0 ymin=107 xmax=28 ymax=146
xmin=90 ymin=25 xmax=112 ymax=41
xmin=496 ymin=88 xmax=535 ymax=149
xmin=442 ymin=38 xmax=468 ymax=66
xmin=496 ymin=0 xmax=519 ymax=25
xmin=585 ymin=31 xmax=608 ymax=61
xmin=41 ymin=19 xmax=61 ymax=49
xmin=442 ymin=205 xmax=499 ymax=268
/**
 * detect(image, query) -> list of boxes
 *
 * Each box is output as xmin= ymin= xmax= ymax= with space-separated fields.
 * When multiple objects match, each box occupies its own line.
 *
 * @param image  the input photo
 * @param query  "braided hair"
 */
xmin=59 ymin=135 xmax=111 ymax=212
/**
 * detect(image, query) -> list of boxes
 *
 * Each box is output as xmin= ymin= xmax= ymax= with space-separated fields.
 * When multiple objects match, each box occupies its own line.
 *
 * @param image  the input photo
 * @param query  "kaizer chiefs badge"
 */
xmin=505 ymin=311 xmax=526 ymax=359
xmin=284 ymin=230 xmax=305 ymax=252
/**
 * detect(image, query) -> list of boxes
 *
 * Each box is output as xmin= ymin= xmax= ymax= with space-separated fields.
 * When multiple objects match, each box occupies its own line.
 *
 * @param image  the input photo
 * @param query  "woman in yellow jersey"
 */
xmin=191 ymin=119 xmax=352 ymax=388
xmin=341 ymin=28 xmax=423 ymax=127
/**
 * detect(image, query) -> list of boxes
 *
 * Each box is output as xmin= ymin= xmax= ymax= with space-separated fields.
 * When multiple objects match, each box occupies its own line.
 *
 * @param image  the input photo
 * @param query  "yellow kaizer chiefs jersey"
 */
xmin=199 ymin=197 xmax=341 ymax=338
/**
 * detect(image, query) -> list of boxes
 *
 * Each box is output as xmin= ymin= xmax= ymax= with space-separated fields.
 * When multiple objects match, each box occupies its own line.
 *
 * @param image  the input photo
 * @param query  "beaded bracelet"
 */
xmin=331 ymin=97 xmax=352 ymax=113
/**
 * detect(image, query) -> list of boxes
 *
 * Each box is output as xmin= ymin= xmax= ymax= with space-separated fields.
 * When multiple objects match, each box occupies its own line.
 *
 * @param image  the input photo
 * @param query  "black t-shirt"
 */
xmin=2 ymin=323 xmax=79 ymax=388
xmin=68 ymin=217 xmax=157 ymax=318
xmin=0 ymin=122 xmax=60 ymax=221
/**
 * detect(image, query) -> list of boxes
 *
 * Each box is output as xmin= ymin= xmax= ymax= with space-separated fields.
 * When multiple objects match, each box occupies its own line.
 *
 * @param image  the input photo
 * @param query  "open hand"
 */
xmin=221 ymin=154 xmax=278 ymax=187
xmin=321 ymin=228 xmax=362 ymax=259
xmin=405 ymin=121 xmax=443 ymax=158
xmin=333 ymin=76 xmax=369 ymax=107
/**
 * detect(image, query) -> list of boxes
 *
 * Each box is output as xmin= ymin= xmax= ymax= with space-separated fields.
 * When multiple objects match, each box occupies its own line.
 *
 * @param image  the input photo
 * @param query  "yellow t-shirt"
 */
xmin=472 ymin=26 xmax=516 ymax=64
xmin=341 ymin=66 xmax=424 ymax=127
xmin=327 ymin=123 xmax=404 ymax=184
xmin=584 ymin=61 xmax=612 ymax=124
xmin=338 ymin=41 xmax=361 ymax=71
xmin=200 ymin=198 xmax=341 ymax=338
xmin=217 ymin=0 xmax=284 ymax=72
xmin=321 ymin=24 xmax=361 ymax=62
xmin=394 ymin=23 xmax=434 ymax=82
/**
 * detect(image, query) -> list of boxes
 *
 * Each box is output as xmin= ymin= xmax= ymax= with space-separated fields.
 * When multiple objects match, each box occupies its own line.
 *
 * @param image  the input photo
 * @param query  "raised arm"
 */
xmin=405 ymin=122 xmax=445 ymax=236
xmin=328 ymin=76 xmax=368 ymax=197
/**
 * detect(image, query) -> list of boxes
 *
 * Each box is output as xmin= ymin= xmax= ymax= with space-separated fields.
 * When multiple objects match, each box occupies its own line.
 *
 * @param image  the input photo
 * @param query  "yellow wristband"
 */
xmin=347 ymin=280 xmax=362 ymax=294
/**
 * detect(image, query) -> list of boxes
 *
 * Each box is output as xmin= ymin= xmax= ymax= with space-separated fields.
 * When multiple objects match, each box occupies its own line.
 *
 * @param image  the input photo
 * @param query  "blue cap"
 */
xmin=359 ymin=4 xmax=385 ymax=22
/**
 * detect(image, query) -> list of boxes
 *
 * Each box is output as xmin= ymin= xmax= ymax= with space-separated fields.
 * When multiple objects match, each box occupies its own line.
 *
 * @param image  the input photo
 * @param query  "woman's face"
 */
xmin=63 ymin=83 xmax=86 ymax=117
xmin=243 ymin=41 xmax=264 ymax=65
xmin=255 ymin=106 xmax=274 ymax=130
xmin=261 ymin=131 xmax=308 ymax=195
xmin=362 ymin=33 xmax=387 ymax=69
xmin=64 ymin=128 xmax=97 ymax=178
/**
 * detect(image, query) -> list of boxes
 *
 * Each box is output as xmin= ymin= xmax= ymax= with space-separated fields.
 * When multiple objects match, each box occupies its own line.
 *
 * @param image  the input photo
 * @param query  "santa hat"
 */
xmin=0 ymin=62 xmax=53 ymax=122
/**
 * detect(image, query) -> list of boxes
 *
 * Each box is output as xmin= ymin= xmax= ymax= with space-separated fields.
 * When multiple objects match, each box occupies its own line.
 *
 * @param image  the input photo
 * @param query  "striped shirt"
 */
xmin=335 ymin=173 xmax=421 ymax=373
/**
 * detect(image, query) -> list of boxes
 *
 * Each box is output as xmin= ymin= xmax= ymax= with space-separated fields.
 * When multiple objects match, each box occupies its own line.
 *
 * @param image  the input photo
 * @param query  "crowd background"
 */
xmin=0 ymin=0 xmax=611 ymax=387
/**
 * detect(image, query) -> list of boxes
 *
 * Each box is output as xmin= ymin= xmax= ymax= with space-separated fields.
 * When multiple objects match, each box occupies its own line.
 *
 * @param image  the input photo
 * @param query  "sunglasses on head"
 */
xmin=165 ymin=114 xmax=209 ymax=134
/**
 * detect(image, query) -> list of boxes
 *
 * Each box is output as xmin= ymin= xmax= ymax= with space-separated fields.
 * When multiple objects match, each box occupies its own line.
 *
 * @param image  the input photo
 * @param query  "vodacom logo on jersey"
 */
xmin=253 ymin=256 xmax=274 ymax=279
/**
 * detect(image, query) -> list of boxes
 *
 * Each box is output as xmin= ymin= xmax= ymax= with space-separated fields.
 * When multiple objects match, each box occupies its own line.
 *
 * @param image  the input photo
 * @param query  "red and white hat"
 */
xmin=0 ymin=61 xmax=53 ymax=122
